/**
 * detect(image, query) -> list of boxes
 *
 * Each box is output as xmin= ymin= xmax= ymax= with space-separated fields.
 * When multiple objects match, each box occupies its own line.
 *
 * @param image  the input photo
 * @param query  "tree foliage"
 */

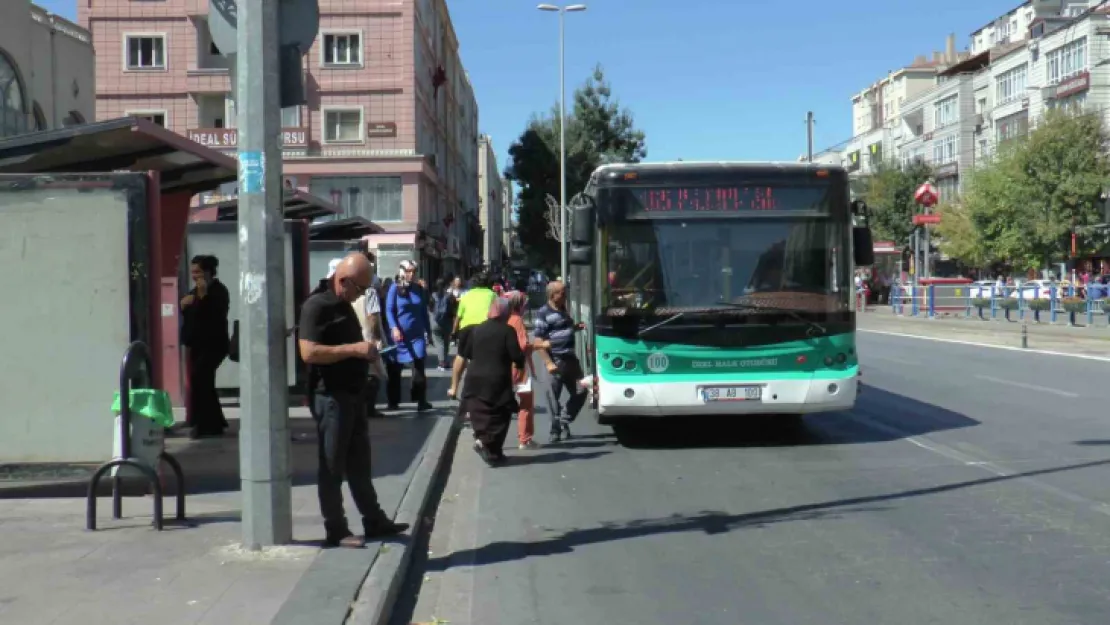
xmin=944 ymin=109 xmax=1110 ymax=271
xmin=858 ymin=159 xmax=934 ymax=248
xmin=504 ymin=65 xmax=647 ymax=270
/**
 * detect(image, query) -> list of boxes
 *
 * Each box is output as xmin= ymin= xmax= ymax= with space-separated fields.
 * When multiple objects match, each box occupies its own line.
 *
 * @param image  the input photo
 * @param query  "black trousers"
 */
xmin=188 ymin=347 xmax=227 ymax=434
xmin=312 ymin=391 xmax=387 ymax=540
xmin=466 ymin=397 xmax=512 ymax=455
xmin=386 ymin=357 xmax=427 ymax=406
xmin=548 ymin=355 xmax=587 ymax=433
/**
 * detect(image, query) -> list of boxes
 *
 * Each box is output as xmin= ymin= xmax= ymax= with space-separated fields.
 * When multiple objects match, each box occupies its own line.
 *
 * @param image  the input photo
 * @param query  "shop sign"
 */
xmin=187 ymin=127 xmax=309 ymax=149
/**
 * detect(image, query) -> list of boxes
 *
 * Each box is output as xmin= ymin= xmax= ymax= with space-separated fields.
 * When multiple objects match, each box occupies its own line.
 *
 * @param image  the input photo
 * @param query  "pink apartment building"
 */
xmin=78 ymin=0 xmax=483 ymax=280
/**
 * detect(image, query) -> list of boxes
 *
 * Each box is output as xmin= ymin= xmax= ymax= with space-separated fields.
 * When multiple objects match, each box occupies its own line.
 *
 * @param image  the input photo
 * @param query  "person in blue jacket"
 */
xmin=385 ymin=260 xmax=435 ymax=411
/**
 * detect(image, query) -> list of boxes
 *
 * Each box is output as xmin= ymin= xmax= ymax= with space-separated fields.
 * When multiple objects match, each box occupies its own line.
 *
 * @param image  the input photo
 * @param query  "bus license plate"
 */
xmin=700 ymin=385 xmax=762 ymax=403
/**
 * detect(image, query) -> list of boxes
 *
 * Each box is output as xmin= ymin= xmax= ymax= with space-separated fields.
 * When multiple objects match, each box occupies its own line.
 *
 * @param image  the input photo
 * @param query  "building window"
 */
xmin=0 ymin=50 xmax=28 ymax=138
xmin=282 ymin=106 xmax=300 ymax=127
xmin=996 ymin=63 xmax=1028 ymax=104
xmin=1048 ymin=92 xmax=1087 ymax=113
xmin=309 ymin=176 xmax=403 ymax=222
xmin=933 ymin=95 xmax=958 ymax=129
xmin=322 ymin=33 xmax=361 ymax=66
xmin=126 ymin=110 xmax=167 ymax=127
xmin=995 ymin=111 xmax=1029 ymax=143
xmin=322 ymin=107 xmax=362 ymax=143
xmin=932 ymin=134 xmax=957 ymax=164
xmin=1046 ymin=37 xmax=1086 ymax=85
xmin=125 ymin=34 xmax=166 ymax=70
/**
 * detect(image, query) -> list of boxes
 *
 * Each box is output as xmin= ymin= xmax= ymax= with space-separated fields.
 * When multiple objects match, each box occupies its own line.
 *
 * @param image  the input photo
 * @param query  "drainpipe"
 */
xmin=48 ymin=13 xmax=58 ymax=128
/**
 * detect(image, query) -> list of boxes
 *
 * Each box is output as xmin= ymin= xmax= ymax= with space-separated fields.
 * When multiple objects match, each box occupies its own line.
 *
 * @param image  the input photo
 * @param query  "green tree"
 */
xmin=859 ymin=159 xmax=934 ymax=248
xmin=952 ymin=108 xmax=1110 ymax=271
xmin=505 ymin=65 xmax=647 ymax=271
xmin=934 ymin=200 xmax=990 ymax=268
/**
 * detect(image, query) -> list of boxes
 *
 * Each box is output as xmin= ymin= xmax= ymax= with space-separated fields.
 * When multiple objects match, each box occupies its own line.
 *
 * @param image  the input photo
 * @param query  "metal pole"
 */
xmin=237 ymin=0 xmax=292 ymax=549
xmin=558 ymin=8 xmax=568 ymax=282
xmin=922 ymin=223 xmax=931 ymax=279
xmin=806 ymin=111 xmax=814 ymax=162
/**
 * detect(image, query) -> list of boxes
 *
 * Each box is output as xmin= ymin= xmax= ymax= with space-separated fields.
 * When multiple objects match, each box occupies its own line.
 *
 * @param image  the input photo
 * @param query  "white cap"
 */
xmin=325 ymin=258 xmax=343 ymax=279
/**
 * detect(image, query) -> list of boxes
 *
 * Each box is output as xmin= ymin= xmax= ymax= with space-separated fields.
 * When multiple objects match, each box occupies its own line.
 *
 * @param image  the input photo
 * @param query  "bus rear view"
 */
xmin=565 ymin=161 xmax=875 ymax=425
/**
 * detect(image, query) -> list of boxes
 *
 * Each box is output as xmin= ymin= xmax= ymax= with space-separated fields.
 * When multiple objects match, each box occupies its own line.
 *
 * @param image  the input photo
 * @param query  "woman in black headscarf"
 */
xmin=460 ymin=297 xmax=524 ymax=465
xmin=180 ymin=254 xmax=231 ymax=438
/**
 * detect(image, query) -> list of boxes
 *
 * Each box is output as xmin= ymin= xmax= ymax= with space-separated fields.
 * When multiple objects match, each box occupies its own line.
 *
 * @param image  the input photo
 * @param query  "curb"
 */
xmin=343 ymin=413 xmax=462 ymax=625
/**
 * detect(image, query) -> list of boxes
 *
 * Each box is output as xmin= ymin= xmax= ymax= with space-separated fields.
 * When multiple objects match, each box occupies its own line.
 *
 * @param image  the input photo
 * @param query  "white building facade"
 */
xmin=477 ymin=134 xmax=507 ymax=268
xmin=819 ymin=0 xmax=1110 ymax=204
xmin=0 ymin=2 xmax=95 ymax=138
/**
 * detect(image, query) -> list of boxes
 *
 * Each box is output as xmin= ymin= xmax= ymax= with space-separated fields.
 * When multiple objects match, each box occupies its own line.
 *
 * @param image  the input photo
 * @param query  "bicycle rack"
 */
xmin=86 ymin=341 xmax=187 ymax=531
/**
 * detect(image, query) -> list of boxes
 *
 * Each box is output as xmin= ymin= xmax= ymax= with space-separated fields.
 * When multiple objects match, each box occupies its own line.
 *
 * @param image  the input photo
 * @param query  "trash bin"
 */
xmin=110 ymin=388 xmax=173 ymax=478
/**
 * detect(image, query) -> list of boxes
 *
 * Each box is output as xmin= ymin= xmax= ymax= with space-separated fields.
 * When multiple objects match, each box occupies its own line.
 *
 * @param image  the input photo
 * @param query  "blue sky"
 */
xmin=43 ymin=0 xmax=1017 ymax=169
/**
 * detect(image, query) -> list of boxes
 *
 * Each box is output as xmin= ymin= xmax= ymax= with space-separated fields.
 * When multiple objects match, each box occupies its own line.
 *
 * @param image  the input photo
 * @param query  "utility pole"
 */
xmin=805 ymin=111 xmax=815 ymax=162
xmin=236 ymin=0 xmax=292 ymax=549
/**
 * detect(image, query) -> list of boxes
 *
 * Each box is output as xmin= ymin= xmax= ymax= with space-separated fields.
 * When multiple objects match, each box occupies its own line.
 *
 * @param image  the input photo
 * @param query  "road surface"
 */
xmin=391 ymin=333 xmax=1110 ymax=625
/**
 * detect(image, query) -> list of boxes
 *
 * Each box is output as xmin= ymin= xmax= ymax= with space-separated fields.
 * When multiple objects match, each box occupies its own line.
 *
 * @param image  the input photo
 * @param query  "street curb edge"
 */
xmin=344 ymin=413 xmax=462 ymax=625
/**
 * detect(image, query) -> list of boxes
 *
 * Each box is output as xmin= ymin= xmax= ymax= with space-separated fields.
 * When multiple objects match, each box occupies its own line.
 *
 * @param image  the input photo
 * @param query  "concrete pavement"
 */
xmin=0 ymin=367 xmax=458 ymax=625
xmin=390 ymin=338 xmax=1110 ymax=625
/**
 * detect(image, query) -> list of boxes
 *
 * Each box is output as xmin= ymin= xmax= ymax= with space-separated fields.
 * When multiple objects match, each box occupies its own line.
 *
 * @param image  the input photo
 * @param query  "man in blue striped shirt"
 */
xmin=533 ymin=280 xmax=587 ymax=442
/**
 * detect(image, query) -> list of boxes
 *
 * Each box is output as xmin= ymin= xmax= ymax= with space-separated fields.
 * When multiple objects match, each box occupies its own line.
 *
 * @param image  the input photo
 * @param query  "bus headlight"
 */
xmin=611 ymin=357 xmax=624 ymax=369
xmin=835 ymin=353 xmax=848 ymax=364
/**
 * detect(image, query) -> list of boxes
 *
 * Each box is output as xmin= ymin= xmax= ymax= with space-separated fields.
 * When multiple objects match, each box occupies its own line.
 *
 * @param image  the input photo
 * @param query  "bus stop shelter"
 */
xmin=178 ymin=191 xmax=342 ymax=405
xmin=0 ymin=117 xmax=237 ymax=462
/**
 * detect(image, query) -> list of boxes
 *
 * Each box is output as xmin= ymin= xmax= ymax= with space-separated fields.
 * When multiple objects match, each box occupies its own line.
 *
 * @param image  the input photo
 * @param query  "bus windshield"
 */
xmin=602 ymin=217 xmax=852 ymax=314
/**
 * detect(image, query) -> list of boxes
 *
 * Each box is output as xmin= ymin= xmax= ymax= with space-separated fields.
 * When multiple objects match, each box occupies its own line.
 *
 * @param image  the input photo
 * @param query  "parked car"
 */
xmin=1008 ymin=280 xmax=1073 ymax=300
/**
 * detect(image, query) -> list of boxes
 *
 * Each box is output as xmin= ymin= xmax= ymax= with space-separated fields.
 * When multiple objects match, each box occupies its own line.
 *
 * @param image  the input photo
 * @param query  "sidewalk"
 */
xmin=859 ymin=306 xmax=1110 ymax=357
xmin=0 ymin=371 xmax=458 ymax=625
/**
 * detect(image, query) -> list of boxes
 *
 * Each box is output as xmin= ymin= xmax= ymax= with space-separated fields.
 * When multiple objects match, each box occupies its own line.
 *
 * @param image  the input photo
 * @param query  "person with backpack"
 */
xmin=431 ymin=278 xmax=456 ymax=372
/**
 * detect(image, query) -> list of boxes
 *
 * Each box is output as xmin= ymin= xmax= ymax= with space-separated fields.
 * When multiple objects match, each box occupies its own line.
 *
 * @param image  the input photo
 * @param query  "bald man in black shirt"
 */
xmin=299 ymin=253 xmax=408 ymax=548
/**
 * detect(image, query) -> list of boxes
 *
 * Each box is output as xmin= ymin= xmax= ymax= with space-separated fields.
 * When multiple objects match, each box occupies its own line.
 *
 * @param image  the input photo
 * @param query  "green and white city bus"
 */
xmin=565 ymin=161 xmax=875 ymax=425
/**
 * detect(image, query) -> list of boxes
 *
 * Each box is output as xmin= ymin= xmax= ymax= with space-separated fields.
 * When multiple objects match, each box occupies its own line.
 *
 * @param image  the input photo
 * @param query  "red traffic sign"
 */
xmin=912 ymin=214 xmax=941 ymax=225
xmin=914 ymin=182 xmax=938 ymax=207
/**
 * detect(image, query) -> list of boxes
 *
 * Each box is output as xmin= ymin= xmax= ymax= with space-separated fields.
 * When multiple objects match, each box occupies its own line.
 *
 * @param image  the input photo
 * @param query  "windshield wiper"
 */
xmin=636 ymin=312 xmax=684 ymax=337
xmin=712 ymin=301 xmax=827 ymax=336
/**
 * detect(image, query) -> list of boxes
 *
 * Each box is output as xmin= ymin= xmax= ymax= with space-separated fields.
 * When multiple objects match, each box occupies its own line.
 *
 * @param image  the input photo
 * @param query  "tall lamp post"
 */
xmin=537 ymin=3 xmax=586 ymax=281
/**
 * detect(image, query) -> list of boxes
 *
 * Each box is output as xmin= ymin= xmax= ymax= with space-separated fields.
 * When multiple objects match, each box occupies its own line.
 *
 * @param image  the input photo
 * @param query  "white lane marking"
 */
xmin=859 ymin=328 xmax=1110 ymax=363
xmin=843 ymin=411 xmax=1110 ymax=516
xmin=974 ymin=374 xmax=1080 ymax=398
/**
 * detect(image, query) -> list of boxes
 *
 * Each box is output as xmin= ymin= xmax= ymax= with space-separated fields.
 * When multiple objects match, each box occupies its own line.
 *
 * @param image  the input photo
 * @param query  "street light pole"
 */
xmin=538 ymin=3 xmax=586 ymax=281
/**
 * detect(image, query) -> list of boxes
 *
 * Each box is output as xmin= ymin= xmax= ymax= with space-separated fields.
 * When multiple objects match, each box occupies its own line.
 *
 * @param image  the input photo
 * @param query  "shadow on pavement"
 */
xmin=500 ymin=450 xmax=610 ymax=467
xmin=426 ymin=456 xmax=1110 ymax=570
xmin=611 ymin=384 xmax=980 ymax=450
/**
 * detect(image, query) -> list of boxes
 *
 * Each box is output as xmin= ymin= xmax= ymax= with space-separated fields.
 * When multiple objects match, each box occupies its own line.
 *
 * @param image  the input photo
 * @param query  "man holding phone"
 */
xmin=299 ymin=253 xmax=408 ymax=548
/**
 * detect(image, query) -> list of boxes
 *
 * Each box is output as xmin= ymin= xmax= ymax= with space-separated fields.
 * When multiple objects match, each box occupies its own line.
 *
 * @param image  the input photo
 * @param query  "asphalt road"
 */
xmin=391 ymin=334 xmax=1110 ymax=625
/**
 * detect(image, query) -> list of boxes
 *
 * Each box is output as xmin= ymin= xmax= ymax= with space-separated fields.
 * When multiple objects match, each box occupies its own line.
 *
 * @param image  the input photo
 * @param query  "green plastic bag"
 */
xmin=111 ymin=388 xmax=175 ymax=428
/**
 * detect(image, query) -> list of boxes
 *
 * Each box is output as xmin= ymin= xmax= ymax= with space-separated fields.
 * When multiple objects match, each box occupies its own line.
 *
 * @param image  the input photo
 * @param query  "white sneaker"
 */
xmin=518 ymin=440 xmax=540 ymax=450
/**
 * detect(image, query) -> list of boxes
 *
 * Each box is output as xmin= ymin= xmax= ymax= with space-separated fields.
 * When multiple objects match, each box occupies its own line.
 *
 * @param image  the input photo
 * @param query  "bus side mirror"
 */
xmin=571 ymin=201 xmax=595 ymax=247
xmin=569 ymin=245 xmax=592 ymax=266
xmin=854 ymin=227 xmax=875 ymax=266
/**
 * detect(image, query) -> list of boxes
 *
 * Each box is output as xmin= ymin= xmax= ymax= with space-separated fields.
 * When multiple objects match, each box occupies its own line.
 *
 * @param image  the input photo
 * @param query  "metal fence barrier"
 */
xmin=885 ymin=284 xmax=1110 ymax=326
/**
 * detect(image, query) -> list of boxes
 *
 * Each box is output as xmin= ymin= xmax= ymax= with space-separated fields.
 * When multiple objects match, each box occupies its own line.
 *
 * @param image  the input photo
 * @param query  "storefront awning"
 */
xmin=0 ymin=117 xmax=236 ymax=195
xmin=210 ymin=190 xmax=342 ymax=222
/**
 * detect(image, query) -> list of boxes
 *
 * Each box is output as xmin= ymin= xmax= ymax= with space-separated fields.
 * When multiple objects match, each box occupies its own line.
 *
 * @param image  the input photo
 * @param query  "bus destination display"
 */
xmin=627 ymin=185 xmax=829 ymax=214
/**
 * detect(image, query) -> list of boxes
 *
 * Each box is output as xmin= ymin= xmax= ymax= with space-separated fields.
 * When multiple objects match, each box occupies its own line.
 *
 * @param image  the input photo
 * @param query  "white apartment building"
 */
xmin=0 ymin=1 xmax=94 ymax=138
xmin=838 ymin=35 xmax=961 ymax=179
xmin=824 ymin=0 xmax=1109 ymax=203
xmin=477 ymin=134 xmax=508 ymax=268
